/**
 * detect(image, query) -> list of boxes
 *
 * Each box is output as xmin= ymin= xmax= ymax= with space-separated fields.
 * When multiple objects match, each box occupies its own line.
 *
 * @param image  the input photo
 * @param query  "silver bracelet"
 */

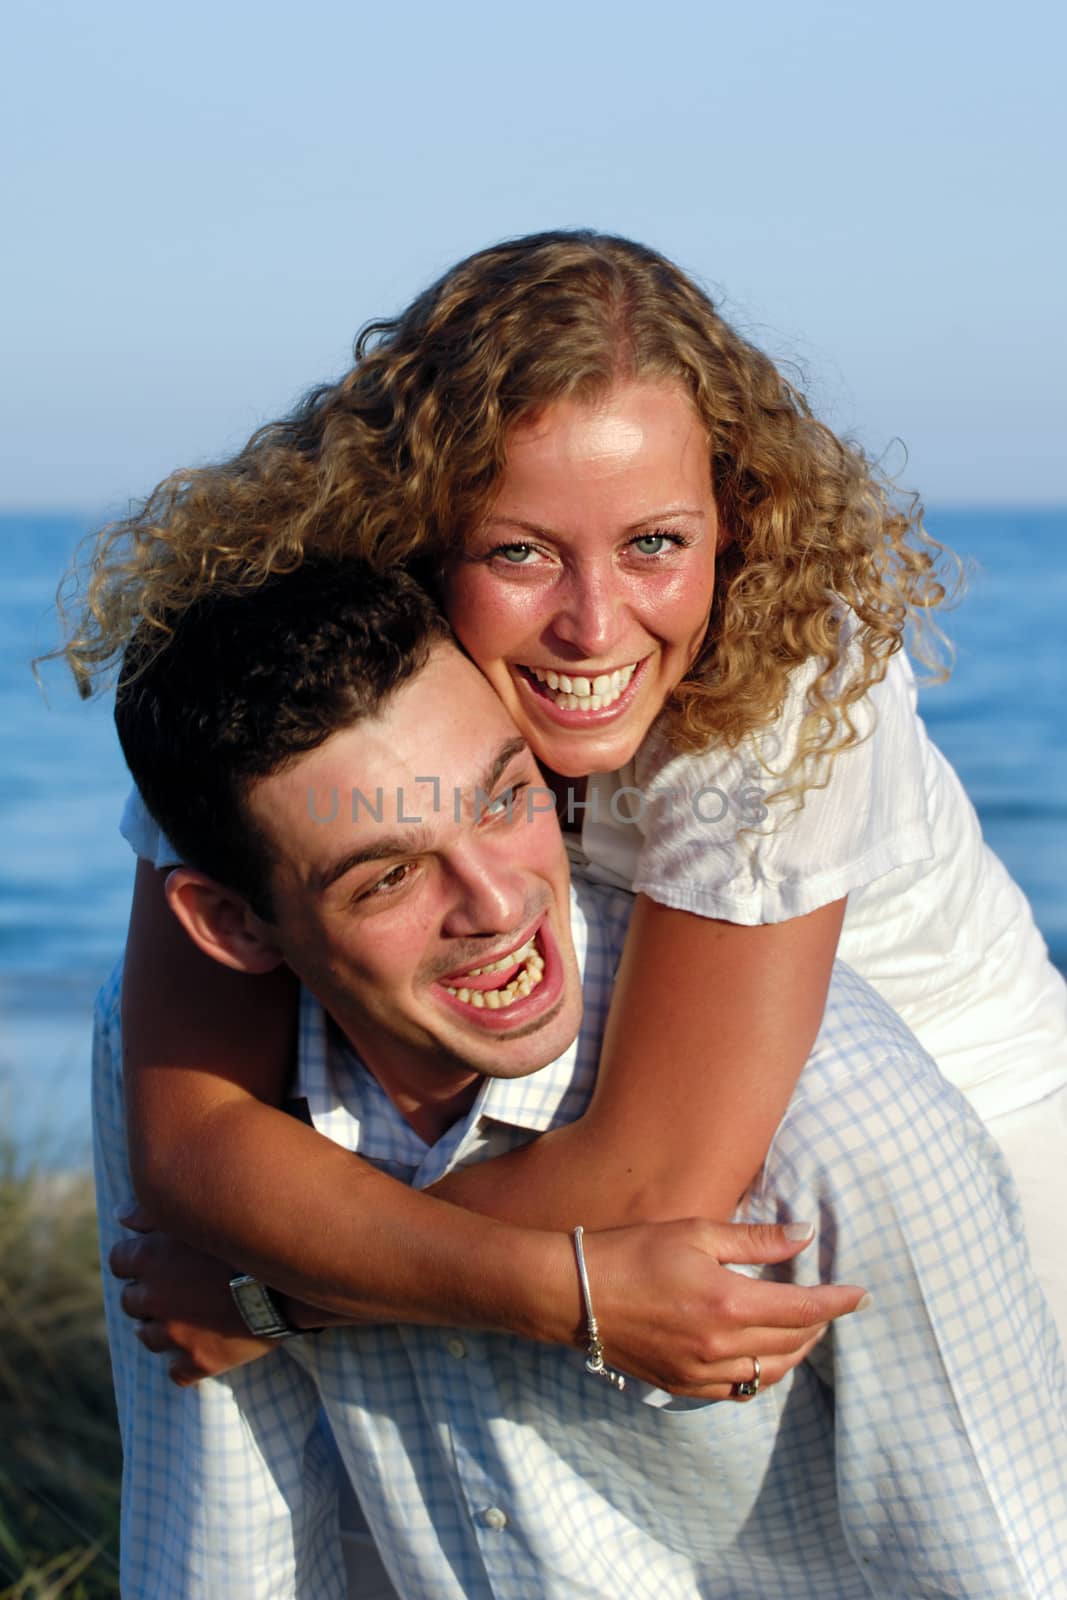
xmin=571 ymin=1226 xmax=626 ymax=1391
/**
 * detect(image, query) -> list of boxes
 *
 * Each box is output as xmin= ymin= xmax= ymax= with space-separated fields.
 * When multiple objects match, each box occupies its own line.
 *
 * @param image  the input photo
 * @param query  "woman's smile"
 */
xmin=513 ymin=655 xmax=647 ymax=726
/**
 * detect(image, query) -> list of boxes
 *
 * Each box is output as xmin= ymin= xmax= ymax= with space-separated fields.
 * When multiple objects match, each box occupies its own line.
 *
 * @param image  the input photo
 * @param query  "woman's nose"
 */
xmin=548 ymin=567 xmax=619 ymax=658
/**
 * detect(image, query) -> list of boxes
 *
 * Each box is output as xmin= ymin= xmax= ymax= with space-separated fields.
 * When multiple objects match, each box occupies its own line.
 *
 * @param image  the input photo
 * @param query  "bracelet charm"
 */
xmin=571 ymin=1226 xmax=626 ymax=1392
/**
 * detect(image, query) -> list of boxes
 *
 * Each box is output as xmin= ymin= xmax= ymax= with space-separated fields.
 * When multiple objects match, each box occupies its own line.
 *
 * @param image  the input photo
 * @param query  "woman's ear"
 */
xmin=164 ymin=868 xmax=284 ymax=975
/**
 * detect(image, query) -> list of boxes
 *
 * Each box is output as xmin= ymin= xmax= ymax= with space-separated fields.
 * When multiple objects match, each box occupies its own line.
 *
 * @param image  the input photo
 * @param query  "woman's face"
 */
xmin=444 ymin=379 xmax=719 ymax=777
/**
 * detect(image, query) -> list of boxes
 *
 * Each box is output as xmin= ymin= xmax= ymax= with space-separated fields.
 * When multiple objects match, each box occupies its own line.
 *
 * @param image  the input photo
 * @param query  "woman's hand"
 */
xmin=111 ymin=1208 xmax=280 ymax=1386
xmin=579 ymin=1217 xmax=865 ymax=1398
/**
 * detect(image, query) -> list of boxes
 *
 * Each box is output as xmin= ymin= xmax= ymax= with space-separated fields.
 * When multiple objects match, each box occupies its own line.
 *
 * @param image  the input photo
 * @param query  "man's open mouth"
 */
xmin=440 ymin=931 xmax=545 ymax=1010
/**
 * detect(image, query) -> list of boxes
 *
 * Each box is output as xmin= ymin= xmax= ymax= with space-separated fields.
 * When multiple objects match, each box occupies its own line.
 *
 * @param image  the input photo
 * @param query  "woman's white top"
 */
xmin=121 ymin=638 xmax=1067 ymax=1124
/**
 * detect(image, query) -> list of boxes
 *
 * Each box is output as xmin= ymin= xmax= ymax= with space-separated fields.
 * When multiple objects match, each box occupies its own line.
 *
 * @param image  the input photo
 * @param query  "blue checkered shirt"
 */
xmin=94 ymin=880 xmax=1067 ymax=1598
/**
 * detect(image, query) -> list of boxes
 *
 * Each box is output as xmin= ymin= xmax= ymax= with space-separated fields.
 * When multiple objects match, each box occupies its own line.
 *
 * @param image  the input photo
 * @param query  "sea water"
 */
xmin=2 ymin=508 xmax=1065 ymax=1159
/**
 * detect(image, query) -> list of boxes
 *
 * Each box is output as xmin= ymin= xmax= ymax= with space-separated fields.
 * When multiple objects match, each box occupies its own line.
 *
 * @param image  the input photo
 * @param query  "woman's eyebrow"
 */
xmin=482 ymin=509 xmax=706 ymax=538
xmin=477 ymin=515 xmax=548 ymax=539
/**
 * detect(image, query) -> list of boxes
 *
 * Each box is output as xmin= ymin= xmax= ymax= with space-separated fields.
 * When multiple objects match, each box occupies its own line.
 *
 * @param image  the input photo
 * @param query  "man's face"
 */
xmin=243 ymin=644 xmax=581 ymax=1107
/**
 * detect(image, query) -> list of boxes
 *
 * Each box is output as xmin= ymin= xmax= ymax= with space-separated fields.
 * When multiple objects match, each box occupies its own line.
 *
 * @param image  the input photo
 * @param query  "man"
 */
xmin=95 ymin=560 xmax=1067 ymax=1599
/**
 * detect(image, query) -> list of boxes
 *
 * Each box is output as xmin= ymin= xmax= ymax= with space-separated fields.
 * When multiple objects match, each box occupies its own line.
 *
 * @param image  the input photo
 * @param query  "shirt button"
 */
xmin=481 ymin=1506 xmax=508 ymax=1531
xmin=446 ymin=1337 xmax=467 ymax=1359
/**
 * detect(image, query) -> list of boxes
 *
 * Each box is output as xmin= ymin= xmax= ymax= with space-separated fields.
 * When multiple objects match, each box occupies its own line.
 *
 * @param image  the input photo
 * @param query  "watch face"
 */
xmin=229 ymin=1275 xmax=291 ymax=1338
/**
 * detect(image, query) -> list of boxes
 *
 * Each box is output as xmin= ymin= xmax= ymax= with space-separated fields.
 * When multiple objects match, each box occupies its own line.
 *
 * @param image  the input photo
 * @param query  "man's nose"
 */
xmin=440 ymin=840 xmax=528 ymax=939
xmin=548 ymin=564 xmax=619 ymax=658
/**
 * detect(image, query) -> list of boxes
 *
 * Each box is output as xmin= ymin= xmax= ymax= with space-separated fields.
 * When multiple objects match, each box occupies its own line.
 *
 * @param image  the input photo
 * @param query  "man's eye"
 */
xmin=482 ymin=783 xmax=525 ymax=821
xmin=364 ymin=863 xmax=413 ymax=898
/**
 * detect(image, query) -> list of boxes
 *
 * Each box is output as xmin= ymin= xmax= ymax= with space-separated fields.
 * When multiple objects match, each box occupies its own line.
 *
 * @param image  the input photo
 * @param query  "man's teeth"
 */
xmin=526 ymin=662 xmax=637 ymax=712
xmin=443 ymin=942 xmax=545 ymax=1009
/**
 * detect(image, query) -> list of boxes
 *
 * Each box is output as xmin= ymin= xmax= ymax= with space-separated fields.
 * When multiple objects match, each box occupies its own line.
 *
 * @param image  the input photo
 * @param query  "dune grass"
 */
xmin=0 ymin=1145 xmax=120 ymax=1598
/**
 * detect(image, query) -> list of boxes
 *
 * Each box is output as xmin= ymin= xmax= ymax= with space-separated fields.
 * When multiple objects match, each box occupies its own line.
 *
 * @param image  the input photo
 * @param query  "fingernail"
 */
xmin=856 ymin=1292 xmax=873 ymax=1312
xmin=783 ymin=1222 xmax=815 ymax=1242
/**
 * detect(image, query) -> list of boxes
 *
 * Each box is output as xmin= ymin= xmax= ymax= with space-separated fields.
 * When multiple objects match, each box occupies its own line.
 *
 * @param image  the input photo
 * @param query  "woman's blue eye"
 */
xmin=498 ymin=544 xmax=535 ymax=563
xmin=631 ymin=534 xmax=672 ymax=555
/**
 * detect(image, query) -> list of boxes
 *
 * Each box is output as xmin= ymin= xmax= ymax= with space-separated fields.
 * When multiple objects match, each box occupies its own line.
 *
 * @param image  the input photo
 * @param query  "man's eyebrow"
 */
xmin=314 ymin=738 xmax=530 ymax=895
xmin=478 ymin=735 xmax=532 ymax=798
xmin=316 ymin=828 xmax=435 ymax=895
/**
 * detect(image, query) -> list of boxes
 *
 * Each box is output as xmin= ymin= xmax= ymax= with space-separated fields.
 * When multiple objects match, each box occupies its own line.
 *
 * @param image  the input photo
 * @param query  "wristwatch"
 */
xmin=229 ymin=1273 xmax=298 ymax=1339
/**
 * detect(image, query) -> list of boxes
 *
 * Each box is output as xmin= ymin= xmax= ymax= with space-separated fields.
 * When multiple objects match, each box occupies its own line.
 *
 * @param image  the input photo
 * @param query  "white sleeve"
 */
xmin=119 ymin=785 xmax=184 ymax=869
xmin=631 ymin=646 xmax=934 ymax=924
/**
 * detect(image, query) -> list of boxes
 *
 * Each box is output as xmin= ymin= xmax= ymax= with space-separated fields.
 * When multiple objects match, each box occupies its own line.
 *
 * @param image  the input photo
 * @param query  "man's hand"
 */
xmin=580 ymin=1218 xmax=867 ymax=1399
xmin=110 ymin=1208 xmax=278 ymax=1386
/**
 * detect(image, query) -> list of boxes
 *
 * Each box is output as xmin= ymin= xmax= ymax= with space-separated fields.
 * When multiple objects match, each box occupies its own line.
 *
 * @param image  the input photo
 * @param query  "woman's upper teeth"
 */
xmin=527 ymin=663 xmax=637 ymax=699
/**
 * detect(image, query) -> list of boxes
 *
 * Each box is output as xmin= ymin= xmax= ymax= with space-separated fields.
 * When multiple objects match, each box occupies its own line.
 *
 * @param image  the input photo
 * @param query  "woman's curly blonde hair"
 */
xmin=60 ymin=229 xmax=956 ymax=794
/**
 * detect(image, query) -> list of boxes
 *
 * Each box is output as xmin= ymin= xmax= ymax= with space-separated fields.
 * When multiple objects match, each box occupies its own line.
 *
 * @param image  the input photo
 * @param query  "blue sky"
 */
xmin=3 ymin=0 xmax=1064 ymax=508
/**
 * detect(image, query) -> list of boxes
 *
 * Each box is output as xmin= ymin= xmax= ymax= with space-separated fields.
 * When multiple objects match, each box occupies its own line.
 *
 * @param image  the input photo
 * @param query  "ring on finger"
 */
xmin=733 ymin=1355 xmax=761 ymax=1401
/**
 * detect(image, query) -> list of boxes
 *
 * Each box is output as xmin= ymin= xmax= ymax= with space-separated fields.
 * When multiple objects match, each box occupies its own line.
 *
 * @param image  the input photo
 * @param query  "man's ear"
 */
xmin=164 ymin=868 xmax=284 ymax=975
